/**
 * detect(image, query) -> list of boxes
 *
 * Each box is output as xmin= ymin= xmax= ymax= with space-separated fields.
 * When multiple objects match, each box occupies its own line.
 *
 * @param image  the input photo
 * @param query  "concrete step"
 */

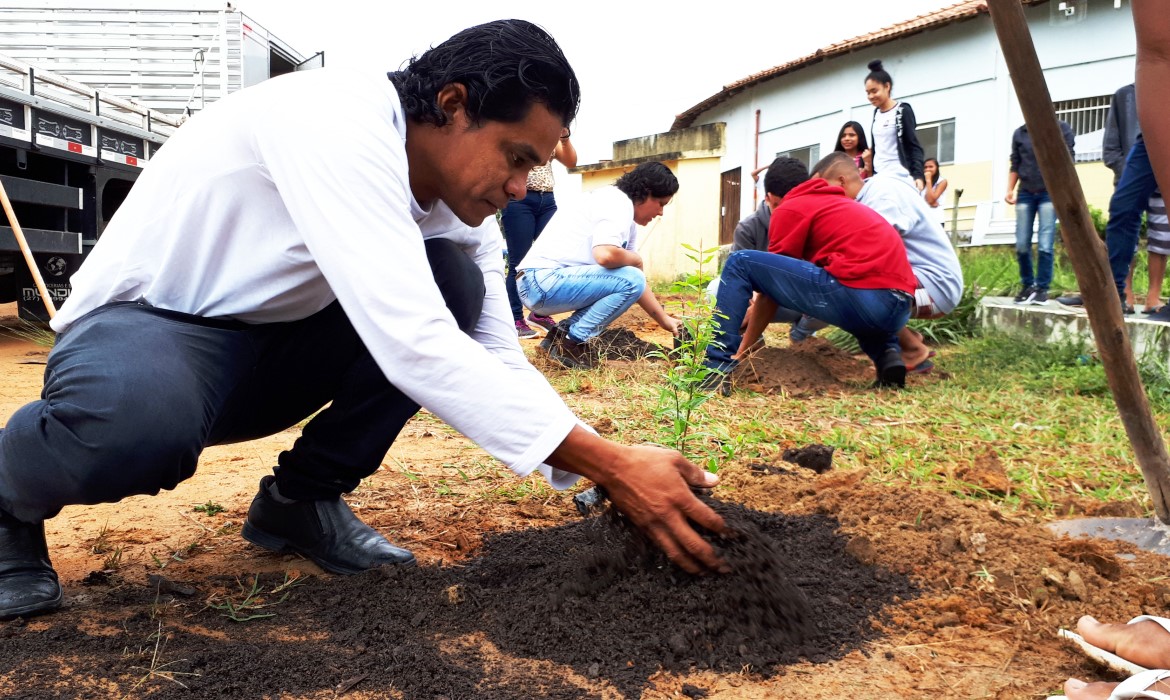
xmin=977 ymin=296 xmax=1170 ymax=363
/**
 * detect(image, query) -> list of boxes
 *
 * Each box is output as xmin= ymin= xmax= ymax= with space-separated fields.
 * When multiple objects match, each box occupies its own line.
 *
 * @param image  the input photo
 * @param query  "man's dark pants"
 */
xmin=0 ymin=239 xmax=484 ymax=524
xmin=1107 ymin=137 xmax=1158 ymax=301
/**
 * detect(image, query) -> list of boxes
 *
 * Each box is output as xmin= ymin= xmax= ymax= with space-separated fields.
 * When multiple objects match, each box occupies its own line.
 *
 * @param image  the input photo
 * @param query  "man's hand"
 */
xmin=546 ymin=428 xmax=728 ymax=574
xmin=1005 ymin=190 xmax=1017 ymax=205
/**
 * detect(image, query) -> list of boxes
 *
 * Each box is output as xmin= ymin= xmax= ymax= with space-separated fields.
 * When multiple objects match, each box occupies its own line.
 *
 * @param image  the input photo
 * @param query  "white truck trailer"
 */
xmin=0 ymin=3 xmax=319 ymax=320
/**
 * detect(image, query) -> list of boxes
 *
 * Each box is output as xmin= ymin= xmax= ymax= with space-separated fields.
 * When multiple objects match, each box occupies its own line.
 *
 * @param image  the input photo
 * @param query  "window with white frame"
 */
xmin=916 ymin=119 xmax=956 ymax=164
xmin=1053 ymin=95 xmax=1111 ymax=162
xmin=776 ymin=144 xmax=820 ymax=170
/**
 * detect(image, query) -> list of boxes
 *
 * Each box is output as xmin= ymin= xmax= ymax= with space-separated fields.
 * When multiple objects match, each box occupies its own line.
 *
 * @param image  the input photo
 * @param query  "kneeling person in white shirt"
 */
xmin=516 ymin=161 xmax=682 ymax=369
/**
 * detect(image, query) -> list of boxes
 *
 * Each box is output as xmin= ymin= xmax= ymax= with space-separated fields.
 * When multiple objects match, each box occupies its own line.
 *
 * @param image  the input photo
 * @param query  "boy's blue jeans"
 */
xmin=516 ymin=265 xmax=646 ymax=342
xmin=1014 ymin=190 xmax=1056 ymax=291
xmin=704 ymin=250 xmax=910 ymax=373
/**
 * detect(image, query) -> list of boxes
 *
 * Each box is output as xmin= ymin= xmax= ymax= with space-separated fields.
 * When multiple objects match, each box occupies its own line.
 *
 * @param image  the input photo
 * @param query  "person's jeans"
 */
xmin=707 ymin=277 xmax=825 ymax=338
xmin=704 ymin=251 xmax=910 ymax=372
xmin=1014 ymin=189 xmax=1056 ymax=291
xmin=1107 ymin=137 xmax=1158 ymax=301
xmin=516 ymin=265 xmax=646 ymax=342
xmin=501 ymin=190 xmax=557 ymax=321
xmin=0 ymin=239 xmax=484 ymax=523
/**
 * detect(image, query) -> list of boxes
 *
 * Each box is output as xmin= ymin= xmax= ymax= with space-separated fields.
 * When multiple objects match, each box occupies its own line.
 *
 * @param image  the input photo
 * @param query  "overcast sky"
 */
xmin=238 ymin=0 xmax=951 ymax=165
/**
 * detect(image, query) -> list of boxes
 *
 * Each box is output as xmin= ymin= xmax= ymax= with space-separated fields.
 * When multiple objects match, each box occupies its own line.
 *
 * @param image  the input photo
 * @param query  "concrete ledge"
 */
xmin=977 ymin=296 xmax=1170 ymax=363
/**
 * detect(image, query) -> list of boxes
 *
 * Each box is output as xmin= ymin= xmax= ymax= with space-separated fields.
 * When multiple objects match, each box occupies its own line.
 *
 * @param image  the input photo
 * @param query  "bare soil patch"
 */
xmin=0 ymin=306 xmax=1164 ymax=699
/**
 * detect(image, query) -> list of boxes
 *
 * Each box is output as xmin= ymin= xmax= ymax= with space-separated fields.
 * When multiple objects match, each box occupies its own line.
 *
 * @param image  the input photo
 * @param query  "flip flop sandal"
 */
xmin=907 ymin=359 xmax=935 ymax=375
xmin=1145 ymin=306 xmax=1165 ymax=315
xmin=1048 ymin=669 xmax=1170 ymax=700
xmin=1057 ymin=616 xmax=1170 ymax=677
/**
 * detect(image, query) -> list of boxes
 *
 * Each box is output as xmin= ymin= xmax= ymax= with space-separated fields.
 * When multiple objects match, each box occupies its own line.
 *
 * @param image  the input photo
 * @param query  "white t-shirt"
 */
xmin=858 ymin=173 xmax=963 ymax=313
xmin=52 ymin=67 xmax=581 ymax=489
xmin=872 ymin=104 xmax=909 ymax=179
xmin=924 ymin=179 xmax=948 ymax=225
xmin=518 ymin=186 xmax=637 ymax=269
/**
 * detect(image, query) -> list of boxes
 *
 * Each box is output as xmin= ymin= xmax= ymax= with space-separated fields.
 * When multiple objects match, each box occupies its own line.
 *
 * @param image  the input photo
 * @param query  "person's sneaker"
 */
xmin=0 ymin=510 xmax=63 ymax=620
xmin=697 ymin=369 xmax=731 ymax=396
xmin=874 ymin=348 xmax=906 ymax=389
xmin=1014 ymin=286 xmax=1038 ymax=304
xmin=526 ymin=313 xmax=558 ymax=333
xmin=1056 ymin=294 xmax=1083 ymax=306
xmin=242 ymin=475 xmax=415 ymax=575
xmin=547 ymin=332 xmax=597 ymax=370
xmin=515 ymin=320 xmax=538 ymax=339
xmin=1029 ymin=289 xmax=1049 ymax=305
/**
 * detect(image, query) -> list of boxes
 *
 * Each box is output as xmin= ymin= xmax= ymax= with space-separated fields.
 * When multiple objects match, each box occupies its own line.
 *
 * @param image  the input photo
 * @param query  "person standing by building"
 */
xmin=1005 ymin=119 xmax=1075 ymax=305
xmin=502 ymin=131 xmax=577 ymax=338
xmin=922 ymin=157 xmax=948 ymax=231
xmin=861 ymin=59 xmax=926 ymax=190
xmin=834 ymin=121 xmax=870 ymax=179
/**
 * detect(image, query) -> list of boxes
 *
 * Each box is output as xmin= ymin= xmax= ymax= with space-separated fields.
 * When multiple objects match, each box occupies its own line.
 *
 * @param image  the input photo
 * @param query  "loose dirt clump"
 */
xmin=591 ymin=328 xmax=663 ymax=361
xmin=731 ymin=338 xmax=872 ymax=395
xmin=0 ymin=498 xmax=914 ymax=699
xmin=782 ymin=443 xmax=835 ymax=473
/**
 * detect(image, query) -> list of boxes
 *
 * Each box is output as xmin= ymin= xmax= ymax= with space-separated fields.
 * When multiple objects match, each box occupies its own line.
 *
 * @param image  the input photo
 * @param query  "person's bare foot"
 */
xmin=1064 ymin=675 xmax=1170 ymax=699
xmin=1077 ymin=616 xmax=1170 ymax=670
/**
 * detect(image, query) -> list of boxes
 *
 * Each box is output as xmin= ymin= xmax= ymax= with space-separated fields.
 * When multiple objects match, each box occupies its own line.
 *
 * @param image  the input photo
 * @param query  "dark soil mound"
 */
xmin=0 ymin=501 xmax=915 ymax=699
xmin=592 ymin=327 xmax=662 ymax=361
xmin=732 ymin=338 xmax=871 ymax=395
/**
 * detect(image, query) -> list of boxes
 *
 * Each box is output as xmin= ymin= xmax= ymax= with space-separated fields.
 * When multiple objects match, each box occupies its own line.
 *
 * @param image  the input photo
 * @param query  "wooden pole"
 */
xmin=0 ymin=178 xmax=56 ymax=320
xmin=987 ymin=0 xmax=1170 ymax=522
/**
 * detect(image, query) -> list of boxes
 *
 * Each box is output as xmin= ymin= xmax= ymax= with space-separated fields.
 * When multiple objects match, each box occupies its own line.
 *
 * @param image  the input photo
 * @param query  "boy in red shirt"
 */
xmin=703 ymin=156 xmax=917 ymax=391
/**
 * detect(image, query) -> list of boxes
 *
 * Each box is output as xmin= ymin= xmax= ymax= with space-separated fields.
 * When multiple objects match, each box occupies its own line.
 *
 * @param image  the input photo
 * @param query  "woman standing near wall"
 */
xmin=834 ymin=121 xmax=870 ymax=179
xmin=861 ymin=59 xmax=926 ymax=190
xmin=922 ymin=157 xmax=948 ymax=229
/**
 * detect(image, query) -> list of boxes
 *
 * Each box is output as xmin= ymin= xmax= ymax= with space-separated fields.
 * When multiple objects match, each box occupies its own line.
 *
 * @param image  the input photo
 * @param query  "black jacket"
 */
xmin=1103 ymin=83 xmax=1140 ymax=183
xmin=870 ymin=102 xmax=926 ymax=182
xmin=1010 ymin=122 xmax=1076 ymax=193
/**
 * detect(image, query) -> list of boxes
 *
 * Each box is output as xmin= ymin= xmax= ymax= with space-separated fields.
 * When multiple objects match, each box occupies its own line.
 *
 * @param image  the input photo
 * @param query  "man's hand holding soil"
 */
xmin=547 ymin=426 xmax=729 ymax=574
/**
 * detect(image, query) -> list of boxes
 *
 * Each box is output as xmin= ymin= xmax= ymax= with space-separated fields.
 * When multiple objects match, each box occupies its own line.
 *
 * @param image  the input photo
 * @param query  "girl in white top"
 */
xmin=861 ymin=59 xmax=926 ymax=191
xmin=922 ymin=158 xmax=949 ymax=228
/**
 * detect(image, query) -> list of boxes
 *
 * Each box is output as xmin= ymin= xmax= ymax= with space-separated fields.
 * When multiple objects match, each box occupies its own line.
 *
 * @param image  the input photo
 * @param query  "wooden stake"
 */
xmin=987 ymin=0 xmax=1170 ymax=522
xmin=0 ymin=178 xmax=57 ymax=319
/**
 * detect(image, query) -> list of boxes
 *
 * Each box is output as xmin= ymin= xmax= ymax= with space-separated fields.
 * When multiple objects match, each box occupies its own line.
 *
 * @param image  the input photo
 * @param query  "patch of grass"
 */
xmin=192 ymin=501 xmax=225 ymax=516
xmin=0 ymin=318 xmax=55 ymax=347
xmin=205 ymin=572 xmax=303 ymax=622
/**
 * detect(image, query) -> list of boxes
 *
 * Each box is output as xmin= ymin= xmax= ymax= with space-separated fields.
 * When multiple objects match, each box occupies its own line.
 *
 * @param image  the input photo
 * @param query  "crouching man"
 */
xmin=0 ymin=20 xmax=726 ymax=620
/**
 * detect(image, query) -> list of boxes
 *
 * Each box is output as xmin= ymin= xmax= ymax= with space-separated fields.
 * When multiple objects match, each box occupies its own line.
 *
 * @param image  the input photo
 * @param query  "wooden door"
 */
xmin=719 ymin=167 xmax=741 ymax=246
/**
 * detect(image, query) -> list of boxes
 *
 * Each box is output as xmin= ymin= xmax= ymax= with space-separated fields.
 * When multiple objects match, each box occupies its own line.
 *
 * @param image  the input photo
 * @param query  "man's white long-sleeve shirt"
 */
xmin=52 ymin=67 xmax=580 ymax=489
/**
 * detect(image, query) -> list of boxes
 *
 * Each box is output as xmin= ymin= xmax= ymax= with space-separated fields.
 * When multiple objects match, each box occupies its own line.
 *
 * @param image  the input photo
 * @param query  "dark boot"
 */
xmin=242 ymin=476 xmax=415 ymax=574
xmin=874 ymin=348 xmax=907 ymax=389
xmin=548 ymin=331 xmax=597 ymax=370
xmin=538 ymin=320 xmax=568 ymax=354
xmin=0 ymin=511 xmax=63 ymax=620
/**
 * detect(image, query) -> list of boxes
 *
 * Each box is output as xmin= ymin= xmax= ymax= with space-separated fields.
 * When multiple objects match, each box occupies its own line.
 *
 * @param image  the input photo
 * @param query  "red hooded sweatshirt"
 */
xmin=768 ymin=178 xmax=917 ymax=294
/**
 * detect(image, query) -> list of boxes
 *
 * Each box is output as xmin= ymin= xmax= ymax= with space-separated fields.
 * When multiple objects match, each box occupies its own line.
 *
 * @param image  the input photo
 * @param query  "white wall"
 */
xmin=691 ymin=0 xmax=1136 ymax=224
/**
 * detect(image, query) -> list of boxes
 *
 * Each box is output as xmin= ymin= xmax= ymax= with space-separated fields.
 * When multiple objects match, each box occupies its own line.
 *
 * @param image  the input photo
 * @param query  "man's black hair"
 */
xmin=865 ymin=59 xmax=893 ymax=89
xmin=388 ymin=19 xmax=581 ymax=128
xmin=615 ymin=162 xmax=679 ymax=203
xmin=811 ymin=151 xmax=856 ymax=180
xmin=762 ymin=157 xmax=810 ymax=199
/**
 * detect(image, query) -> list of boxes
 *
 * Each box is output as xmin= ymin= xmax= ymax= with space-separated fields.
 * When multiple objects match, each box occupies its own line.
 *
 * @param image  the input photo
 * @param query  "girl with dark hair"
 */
xmin=834 ymin=121 xmax=869 ymax=179
xmin=861 ymin=59 xmax=926 ymax=190
xmin=922 ymin=157 xmax=948 ymax=228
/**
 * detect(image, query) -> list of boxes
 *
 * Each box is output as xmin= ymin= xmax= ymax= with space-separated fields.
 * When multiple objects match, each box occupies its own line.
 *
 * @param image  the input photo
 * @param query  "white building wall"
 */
xmin=690 ymin=0 xmax=1135 ymax=235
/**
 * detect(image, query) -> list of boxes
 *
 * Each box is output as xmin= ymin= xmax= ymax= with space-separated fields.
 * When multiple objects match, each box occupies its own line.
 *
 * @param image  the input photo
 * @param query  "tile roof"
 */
xmin=671 ymin=0 xmax=1044 ymax=130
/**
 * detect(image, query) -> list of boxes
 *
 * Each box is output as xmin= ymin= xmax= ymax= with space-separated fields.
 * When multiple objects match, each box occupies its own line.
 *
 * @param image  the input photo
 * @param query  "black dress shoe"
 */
xmin=0 ymin=511 xmax=63 ymax=620
xmin=242 ymin=476 xmax=415 ymax=574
